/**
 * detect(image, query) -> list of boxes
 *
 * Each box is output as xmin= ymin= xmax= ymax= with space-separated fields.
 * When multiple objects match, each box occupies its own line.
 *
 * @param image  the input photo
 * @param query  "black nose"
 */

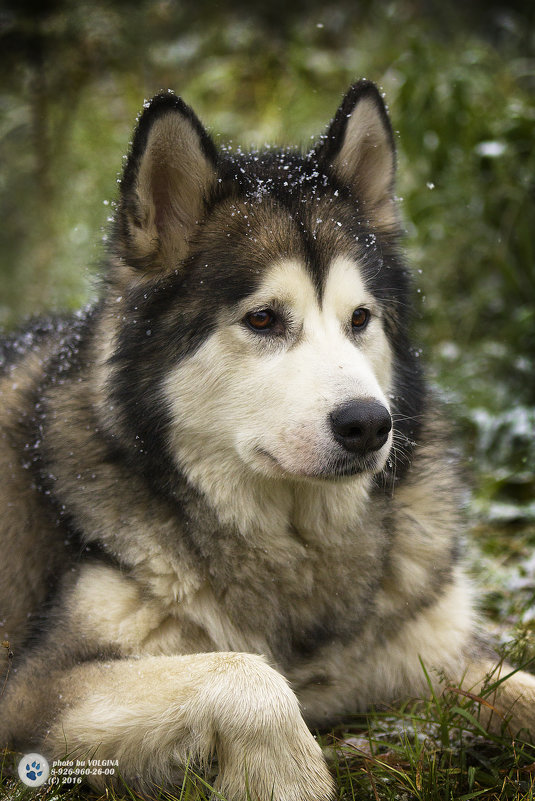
xmin=330 ymin=400 xmax=392 ymax=455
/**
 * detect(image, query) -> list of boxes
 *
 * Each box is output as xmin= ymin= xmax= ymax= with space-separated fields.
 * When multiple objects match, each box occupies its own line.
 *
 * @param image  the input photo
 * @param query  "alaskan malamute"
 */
xmin=1 ymin=80 xmax=534 ymax=799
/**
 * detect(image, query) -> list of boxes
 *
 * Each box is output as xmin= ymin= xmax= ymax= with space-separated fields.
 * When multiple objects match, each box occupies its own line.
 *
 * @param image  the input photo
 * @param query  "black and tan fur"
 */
xmin=1 ymin=81 xmax=534 ymax=800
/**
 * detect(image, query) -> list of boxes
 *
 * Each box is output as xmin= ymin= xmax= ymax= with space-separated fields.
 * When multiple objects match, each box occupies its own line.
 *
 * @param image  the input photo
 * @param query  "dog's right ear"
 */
xmin=114 ymin=92 xmax=218 ymax=274
xmin=317 ymin=80 xmax=398 ymax=231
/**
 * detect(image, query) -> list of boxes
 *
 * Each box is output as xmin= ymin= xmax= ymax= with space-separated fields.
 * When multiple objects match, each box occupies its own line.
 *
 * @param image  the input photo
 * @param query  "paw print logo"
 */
xmin=26 ymin=760 xmax=42 ymax=781
xmin=18 ymin=753 xmax=50 ymax=787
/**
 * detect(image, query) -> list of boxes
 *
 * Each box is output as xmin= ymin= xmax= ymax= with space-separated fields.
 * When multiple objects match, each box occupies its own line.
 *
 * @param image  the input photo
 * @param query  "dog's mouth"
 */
xmin=254 ymin=447 xmax=384 ymax=481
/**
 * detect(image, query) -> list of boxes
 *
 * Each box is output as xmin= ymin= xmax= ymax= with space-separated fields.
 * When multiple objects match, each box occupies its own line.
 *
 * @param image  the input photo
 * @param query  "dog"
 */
xmin=1 ymin=79 xmax=534 ymax=800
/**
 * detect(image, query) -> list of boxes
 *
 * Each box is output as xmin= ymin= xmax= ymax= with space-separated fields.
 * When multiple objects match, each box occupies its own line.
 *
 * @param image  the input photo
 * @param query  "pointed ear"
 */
xmin=114 ymin=92 xmax=218 ymax=273
xmin=317 ymin=80 xmax=398 ymax=230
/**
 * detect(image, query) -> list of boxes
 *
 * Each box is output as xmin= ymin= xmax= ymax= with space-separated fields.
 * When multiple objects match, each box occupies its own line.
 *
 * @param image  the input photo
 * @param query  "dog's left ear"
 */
xmin=317 ymin=80 xmax=397 ymax=229
xmin=114 ymin=92 xmax=218 ymax=274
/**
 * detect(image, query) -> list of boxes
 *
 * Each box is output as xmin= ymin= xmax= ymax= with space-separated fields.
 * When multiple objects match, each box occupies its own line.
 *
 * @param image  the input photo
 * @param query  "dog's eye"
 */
xmin=351 ymin=308 xmax=370 ymax=330
xmin=244 ymin=309 xmax=277 ymax=332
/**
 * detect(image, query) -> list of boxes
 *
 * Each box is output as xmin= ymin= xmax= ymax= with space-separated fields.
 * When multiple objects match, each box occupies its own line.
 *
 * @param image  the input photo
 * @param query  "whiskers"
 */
xmin=376 ymin=411 xmax=423 ymax=493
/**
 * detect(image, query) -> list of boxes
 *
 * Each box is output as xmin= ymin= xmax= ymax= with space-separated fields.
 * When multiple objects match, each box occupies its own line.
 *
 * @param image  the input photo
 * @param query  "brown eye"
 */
xmin=244 ymin=309 xmax=277 ymax=332
xmin=352 ymin=307 xmax=370 ymax=330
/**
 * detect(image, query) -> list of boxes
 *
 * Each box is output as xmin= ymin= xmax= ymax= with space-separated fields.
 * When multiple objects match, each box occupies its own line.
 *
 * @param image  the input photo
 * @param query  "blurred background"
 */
xmin=0 ymin=0 xmax=534 ymax=638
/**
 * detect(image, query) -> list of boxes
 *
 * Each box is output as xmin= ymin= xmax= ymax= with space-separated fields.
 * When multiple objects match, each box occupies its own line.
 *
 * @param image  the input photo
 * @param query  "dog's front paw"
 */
xmin=195 ymin=654 xmax=335 ymax=801
xmin=215 ymin=734 xmax=335 ymax=801
xmin=210 ymin=658 xmax=335 ymax=801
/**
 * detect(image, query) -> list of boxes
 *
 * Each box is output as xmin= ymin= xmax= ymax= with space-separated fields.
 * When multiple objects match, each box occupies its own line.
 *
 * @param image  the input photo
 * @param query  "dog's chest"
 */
xmin=176 ymin=507 xmax=391 ymax=666
xmin=72 ymin=482 xmax=391 ymax=666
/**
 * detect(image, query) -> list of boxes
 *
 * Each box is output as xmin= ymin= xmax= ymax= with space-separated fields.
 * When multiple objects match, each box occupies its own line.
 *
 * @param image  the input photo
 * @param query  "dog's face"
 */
xmin=164 ymin=247 xmax=393 ymax=483
xmin=103 ymin=82 xmax=424 ymax=489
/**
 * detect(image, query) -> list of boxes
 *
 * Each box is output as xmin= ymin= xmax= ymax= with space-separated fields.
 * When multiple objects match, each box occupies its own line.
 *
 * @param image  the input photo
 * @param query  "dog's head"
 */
xmin=101 ymin=82 xmax=425 ymax=490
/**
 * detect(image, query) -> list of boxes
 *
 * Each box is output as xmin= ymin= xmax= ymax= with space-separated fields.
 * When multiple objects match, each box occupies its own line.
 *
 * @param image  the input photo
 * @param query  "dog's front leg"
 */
xmin=43 ymin=651 xmax=334 ymax=801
